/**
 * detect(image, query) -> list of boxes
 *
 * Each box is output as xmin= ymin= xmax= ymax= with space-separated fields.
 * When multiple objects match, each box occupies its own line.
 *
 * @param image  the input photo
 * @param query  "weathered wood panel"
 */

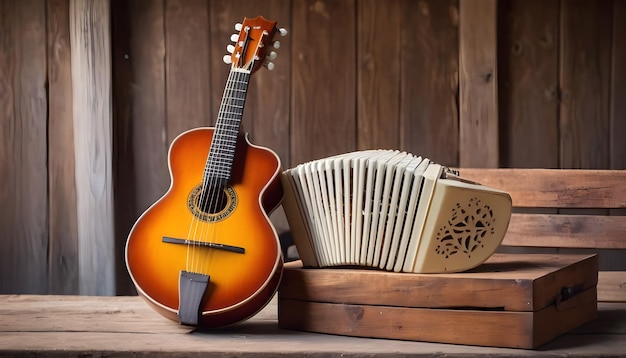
xmin=559 ymin=0 xmax=612 ymax=169
xmin=70 ymin=0 xmax=115 ymax=295
xmin=400 ymin=0 xmax=459 ymax=167
xmin=111 ymin=0 xmax=168 ymax=295
xmin=0 ymin=0 xmax=49 ymax=294
xmin=598 ymin=271 xmax=626 ymax=302
xmin=357 ymin=0 xmax=401 ymax=150
xmin=115 ymin=0 xmax=169 ymax=214
xmin=47 ymin=0 xmax=79 ymax=294
xmin=503 ymin=214 xmax=626 ymax=249
xmin=461 ymin=168 xmax=626 ymax=209
xmin=165 ymin=0 xmax=213 ymax=141
xmin=612 ymin=0 xmax=626 ymax=170
xmin=291 ymin=0 xmax=357 ymax=165
xmin=459 ymin=0 xmax=498 ymax=168
xmin=1 ymin=295 xmax=624 ymax=356
xmin=498 ymin=0 xmax=559 ymax=168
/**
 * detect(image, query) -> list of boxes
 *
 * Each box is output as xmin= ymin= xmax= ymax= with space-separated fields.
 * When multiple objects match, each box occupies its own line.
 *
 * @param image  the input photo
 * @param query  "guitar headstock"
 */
xmin=223 ymin=16 xmax=287 ymax=73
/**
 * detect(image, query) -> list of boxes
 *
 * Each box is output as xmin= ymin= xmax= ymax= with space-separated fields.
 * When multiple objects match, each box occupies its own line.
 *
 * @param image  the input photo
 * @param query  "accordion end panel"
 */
xmin=409 ymin=178 xmax=512 ymax=273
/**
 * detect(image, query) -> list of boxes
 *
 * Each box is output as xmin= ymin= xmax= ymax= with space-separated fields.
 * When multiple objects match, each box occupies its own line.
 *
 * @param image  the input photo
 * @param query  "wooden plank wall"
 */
xmin=70 ymin=0 xmax=116 ymax=296
xmin=0 ymin=0 xmax=624 ymax=295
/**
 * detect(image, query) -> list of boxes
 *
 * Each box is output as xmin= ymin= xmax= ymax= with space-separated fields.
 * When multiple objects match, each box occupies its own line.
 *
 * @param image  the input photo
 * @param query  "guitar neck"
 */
xmin=204 ymin=68 xmax=251 ymax=183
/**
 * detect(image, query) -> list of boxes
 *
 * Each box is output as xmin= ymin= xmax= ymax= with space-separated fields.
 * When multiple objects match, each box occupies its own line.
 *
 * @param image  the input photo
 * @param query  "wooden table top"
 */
xmin=0 ymin=294 xmax=624 ymax=357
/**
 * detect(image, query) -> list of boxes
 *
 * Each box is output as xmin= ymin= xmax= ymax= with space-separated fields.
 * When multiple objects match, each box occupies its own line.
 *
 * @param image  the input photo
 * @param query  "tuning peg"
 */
xmin=279 ymin=28 xmax=288 ymax=36
xmin=230 ymin=33 xmax=238 ymax=42
xmin=223 ymin=54 xmax=232 ymax=64
xmin=235 ymin=23 xmax=242 ymax=31
xmin=272 ymin=41 xmax=281 ymax=49
xmin=264 ymin=61 xmax=275 ymax=71
xmin=267 ymin=51 xmax=277 ymax=60
xmin=226 ymin=44 xmax=235 ymax=54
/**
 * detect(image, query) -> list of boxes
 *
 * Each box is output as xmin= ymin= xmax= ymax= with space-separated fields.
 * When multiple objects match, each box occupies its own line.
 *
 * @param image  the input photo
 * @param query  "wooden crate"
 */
xmin=278 ymin=253 xmax=598 ymax=349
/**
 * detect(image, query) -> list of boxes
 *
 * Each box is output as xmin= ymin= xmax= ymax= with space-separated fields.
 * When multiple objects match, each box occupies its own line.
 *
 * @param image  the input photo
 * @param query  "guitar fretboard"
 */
xmin=203 ymin=68 xmax=251 ymax=184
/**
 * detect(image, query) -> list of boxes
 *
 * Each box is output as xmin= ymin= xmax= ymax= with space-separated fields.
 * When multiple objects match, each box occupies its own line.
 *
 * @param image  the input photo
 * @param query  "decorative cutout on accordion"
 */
xmin=281 ymin=150 xmax=512 ymax=273
xmin=434 ymin=198 xmax=496 ymax=259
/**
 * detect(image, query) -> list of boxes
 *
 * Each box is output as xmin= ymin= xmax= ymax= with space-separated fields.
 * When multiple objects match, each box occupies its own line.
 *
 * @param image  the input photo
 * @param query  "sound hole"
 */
xmin=187 ymin=184 xmax=237 ymax=222
xmin=198 ymin=185 xmax=228 ymax=214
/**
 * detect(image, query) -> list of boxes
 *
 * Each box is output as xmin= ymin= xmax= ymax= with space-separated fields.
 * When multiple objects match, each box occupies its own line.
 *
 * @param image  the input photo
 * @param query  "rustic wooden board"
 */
xmin=290 ymin=0 xmax=357 ymax=165
xmin=612 ymin=0 xmax=626 ymax=170
xmin=497 ymin=0 xmax=559 ymax=168
xmin=279 ymin=288 xmax=596 ymax=349
xmin=46 ymin=0 xmax=79 ymax=295
xmin=0 ymin=0 xmax=49 ymax=294
xmin=356 ymin=0 xmax=401 ymax=150
xmin=70 ymin=0 xmax=116 ymax=295
xmin=460 ymin=169 xmax=626 ymax=209
xmin=598 ymin=271 xmax=626 ymax=302
xmin=458 ymin=0 xmax=498 ymax=168
xmin=559 ymin=0 xmax=612 ymax=169
xmin=278 ymin=254 xmax=598 ymax=348
xmin=112 ymin=0 xmax=169 ymax=213
xmin=279 ymin=254 xmax=598 ymax=312
xmin=0 ymin=295 xmax=624 ymax=356
xmin=400 ymin=0 xmax=459 ymax=167
xmin=165 ymin=0 xmax=213 ymax=141
xmin=110 ymin=0 xmax=169 ymax=295
xmin=503 ymin=214 xmax=626 ymax=249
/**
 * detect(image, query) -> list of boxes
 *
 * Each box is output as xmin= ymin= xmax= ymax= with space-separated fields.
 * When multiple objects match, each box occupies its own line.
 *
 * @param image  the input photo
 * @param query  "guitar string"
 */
xmin=200 ymin=69 xmax=233 ymax=275
xmin=187 ymin=69 xmax=248 ymax=275
xmin=185 ymin=69 xmax=235 ymax=273
xmin=187 ymin=27 xmax=261 ymax=277
xmin=205 ymin=69 xmax=248 ymax=275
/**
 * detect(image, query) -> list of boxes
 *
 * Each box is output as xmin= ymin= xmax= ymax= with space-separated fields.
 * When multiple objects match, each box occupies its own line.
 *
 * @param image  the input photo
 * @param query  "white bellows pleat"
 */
xmin=281 ymin=150 xmax=513 ymax=273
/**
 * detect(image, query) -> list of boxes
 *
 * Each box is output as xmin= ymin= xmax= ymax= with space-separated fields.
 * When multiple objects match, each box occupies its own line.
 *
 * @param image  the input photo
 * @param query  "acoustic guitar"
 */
xmin=125 ymin=16 xmax=286 ymax=328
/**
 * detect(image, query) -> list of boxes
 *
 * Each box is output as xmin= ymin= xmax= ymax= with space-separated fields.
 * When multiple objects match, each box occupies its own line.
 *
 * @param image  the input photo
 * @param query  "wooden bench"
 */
xmin=461 ymin=168 xmax=626 ymax=303
xmin=0 ymin=169 xmax=624 ymax=356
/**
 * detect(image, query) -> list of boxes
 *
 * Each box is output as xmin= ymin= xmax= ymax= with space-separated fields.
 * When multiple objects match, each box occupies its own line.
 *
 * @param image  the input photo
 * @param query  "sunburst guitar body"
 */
xmin=125 ymin=16 xmax=287 ymax=328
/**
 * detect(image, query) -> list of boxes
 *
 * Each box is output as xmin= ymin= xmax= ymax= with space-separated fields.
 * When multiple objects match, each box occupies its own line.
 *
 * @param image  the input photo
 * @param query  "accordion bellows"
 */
xmin=281 ymin=150 xmax=513 ymax=273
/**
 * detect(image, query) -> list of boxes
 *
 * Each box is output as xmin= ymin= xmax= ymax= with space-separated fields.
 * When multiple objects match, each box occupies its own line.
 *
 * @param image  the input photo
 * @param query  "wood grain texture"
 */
xmin=279 ymin=288 xmax=597 ymax=349
xmin=110 ymin=0 xmax=137 ymax=296
xmin=164 ymin=0 xmax=212 ymax=142
xmin=459 ymin=0 xmax=498 ymax=168
xmin=47 ymin=0 xmax=79 ymax=294
xmin=559 ymin=0 xmax=612 ymax=169
xmin=1 ymin=295 xmax=625 ymax=356
xmin=291 ymin=0 xmax=356 ymax=165
xmin=503 ymin=213 xmax=626 ymax=249
xmin=498 ymin=0 xmax=559 ymax=168
xmin=70 ymin=0 xmax=115 ymax=295
xmin=279 ymin=254 xmax=597 ymax=312
xmin=115 ymin=0 xmax=169 ymax=213
xmin=598 ymin=271 xmax=626 ymax=302
xmin=400 ymin=0 xmax=459 ymax=167
xmin=111 ymin=0 xmax=168 ymax=295
xmin=0 ymin=0 xmax=49 ymax=294
xmin=460 ymin=169 xmax=626 ymax=209
xmin=612 ymin=0 xmax=626 ymax=170
xmin=357 ymin=0 xmax=401 ymax=150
